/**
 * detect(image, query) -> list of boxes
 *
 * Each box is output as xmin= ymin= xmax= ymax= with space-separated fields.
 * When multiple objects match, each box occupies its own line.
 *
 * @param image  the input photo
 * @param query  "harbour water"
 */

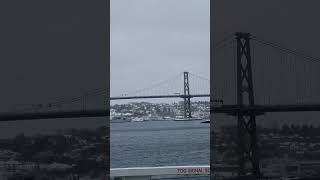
xmin=110 ymin=120 xmax=210 ymax=179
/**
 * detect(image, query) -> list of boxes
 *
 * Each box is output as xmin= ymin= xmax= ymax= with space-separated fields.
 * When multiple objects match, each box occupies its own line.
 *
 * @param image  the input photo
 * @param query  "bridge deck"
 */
xmin=212 ymin=104 xmax=320 ymax=114
xmin=110 ymin=94 xmax=210 ymax=100
xmin=0 ymin=104 xmax=320 ymax=121
xmin=0 ymin=109 xmax=109 ymax=121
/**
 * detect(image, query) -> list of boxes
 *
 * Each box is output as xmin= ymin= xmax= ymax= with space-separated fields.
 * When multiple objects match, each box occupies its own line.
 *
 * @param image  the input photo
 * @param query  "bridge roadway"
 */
xmin=212 ymin=104 xmax=320 ymax=114
xmin=0 ymin=94 xmax=212 ymax=121
xmin=0 ymin=109 xmax=109 ymax=121
xmin=109 ymin=94 xmax=211 ymax=100
xmin=1 ymin=104 xmax=320 ymax=121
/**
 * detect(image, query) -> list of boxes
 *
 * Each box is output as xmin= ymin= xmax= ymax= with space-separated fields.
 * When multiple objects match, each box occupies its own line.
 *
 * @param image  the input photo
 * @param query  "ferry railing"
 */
xmin=110 ymin=165 xmax=239 ymax=180
xmin=110 ymin=165 xmax=212 ymax=180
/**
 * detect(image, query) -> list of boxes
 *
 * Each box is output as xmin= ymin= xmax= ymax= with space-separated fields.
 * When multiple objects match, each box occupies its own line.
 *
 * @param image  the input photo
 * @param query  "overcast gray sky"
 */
xmin=0 ymin=1 xmax=107 ymax=111
xmin=0 ymin=0 xmax=108 ymax=138
xmin=110 ymin=0 xmax=210 ymax=104
xmin=212 ymin=0 xmax=320 ymax=127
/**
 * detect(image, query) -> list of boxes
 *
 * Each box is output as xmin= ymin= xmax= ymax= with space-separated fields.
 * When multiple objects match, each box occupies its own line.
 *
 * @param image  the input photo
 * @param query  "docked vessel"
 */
xmin=111 ymin=116 xmax=131 ymax=123
xmin=149 ymin=115 xmax=163 ymax=121
xmin=162 ymin=116 xmax=174 ymax=121
xmin=173 ymin=115 xmax=203 ymax=121
xmin=131 ymin=117 xmax=144 ymax=122
xmin=201 ymin=120 xmax=210 ymax=123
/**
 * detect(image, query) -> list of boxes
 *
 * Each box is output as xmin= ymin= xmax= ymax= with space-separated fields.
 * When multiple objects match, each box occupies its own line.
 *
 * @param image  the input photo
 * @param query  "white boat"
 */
xmin=162 ymin=116 xmax=174 ymax=121
xmin=173 ymin=116 xmax=203 ymax=121
xmin=131 ymin=117 xmax=144 ymax=122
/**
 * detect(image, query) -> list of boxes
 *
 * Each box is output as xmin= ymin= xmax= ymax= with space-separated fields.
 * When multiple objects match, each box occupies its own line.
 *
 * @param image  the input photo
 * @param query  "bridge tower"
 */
xmin=235 ymin=32 xmax=260 ymax=176
xmin=183 ymin=72 xmax=192 ymax=118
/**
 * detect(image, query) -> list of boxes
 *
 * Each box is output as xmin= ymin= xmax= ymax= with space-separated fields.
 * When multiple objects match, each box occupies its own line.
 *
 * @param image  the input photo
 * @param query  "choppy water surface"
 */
xmin=111 ymin=120 xmax=210 ymax=179
xmin=111 ymin=120 xmax=209 ymax=168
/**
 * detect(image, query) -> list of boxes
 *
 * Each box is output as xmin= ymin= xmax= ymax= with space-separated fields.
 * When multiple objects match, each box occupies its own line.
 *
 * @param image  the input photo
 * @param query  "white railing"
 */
xmin=110 ymin=165 xmax=210 ymax=180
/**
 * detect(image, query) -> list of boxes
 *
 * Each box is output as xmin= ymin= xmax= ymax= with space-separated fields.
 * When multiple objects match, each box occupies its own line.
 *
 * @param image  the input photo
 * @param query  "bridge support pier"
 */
xmin=183 ymin=72 xmax=192 ymax=118
xmin=235 ymin=32 xmax=260 ymax=176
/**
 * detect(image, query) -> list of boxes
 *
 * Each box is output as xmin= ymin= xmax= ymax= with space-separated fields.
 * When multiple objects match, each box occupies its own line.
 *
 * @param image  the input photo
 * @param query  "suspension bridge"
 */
xmin=1 ymin=31 xmax=320 ymax=178
xmin=211 ymin=32 xmax=320 ymax=178
xmin=0 ymin=71 xmax=212 ymax=121
xmin=110 ymin=71 xmax=212 ymax=118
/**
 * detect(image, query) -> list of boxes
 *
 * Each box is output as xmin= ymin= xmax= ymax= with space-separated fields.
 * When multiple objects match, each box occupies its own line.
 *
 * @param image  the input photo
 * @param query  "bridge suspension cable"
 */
xmin=10 ymin=33 xmax=234 ymax=114
xmin=12 ymin=87 xmax=107 ymax=113
xmin=213 ymin=33 xmax=236 ymax=50
xmin=243 ymin=34 xmax=320 ymax=106
xmin=251 ymin=35 xmax=320 ymax=63
xmin=188 ymin=73 xmax=210 ymax=95
xmin=115 ymin=73 xmax=184 ymax=97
